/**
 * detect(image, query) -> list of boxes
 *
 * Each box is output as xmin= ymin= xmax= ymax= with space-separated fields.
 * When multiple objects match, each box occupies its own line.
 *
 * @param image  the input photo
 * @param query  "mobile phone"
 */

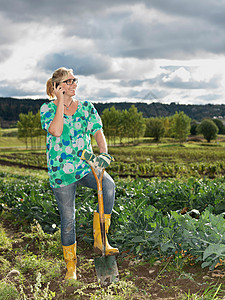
xmin=55 ymin=82 xmax=64 ymax=93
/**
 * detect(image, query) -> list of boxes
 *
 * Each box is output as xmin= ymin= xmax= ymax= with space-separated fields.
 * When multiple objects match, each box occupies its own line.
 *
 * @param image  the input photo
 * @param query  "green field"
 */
xmin=2 ymin=129 xmax=225 ymax=298
xmin=0 ymin=136 xmax=46 ymax=149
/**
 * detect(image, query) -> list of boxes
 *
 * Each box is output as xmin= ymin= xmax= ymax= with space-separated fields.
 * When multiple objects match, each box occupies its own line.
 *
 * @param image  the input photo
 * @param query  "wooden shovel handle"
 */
xmin=91 ymin=167 xmax=106 ymax=256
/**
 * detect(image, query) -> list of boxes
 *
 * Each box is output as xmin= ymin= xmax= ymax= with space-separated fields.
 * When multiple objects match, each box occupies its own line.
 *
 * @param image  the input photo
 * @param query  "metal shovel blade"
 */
xmin=94 ymin=255 xmax=119 ymax=286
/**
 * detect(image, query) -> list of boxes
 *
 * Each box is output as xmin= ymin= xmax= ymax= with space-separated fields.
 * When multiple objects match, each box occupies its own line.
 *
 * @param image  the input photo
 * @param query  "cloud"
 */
xmin=160 ymin=66 xmax=221 ymax=90
xmin=39 ymin=52 xmax=111 ymax=77
xmin=198 ymin=94 xmax=221 ymax=102
xmin=1 ymin=0 xmax=225 ymax=104
xmin=0 ymin=80 xmax=41 ymax=98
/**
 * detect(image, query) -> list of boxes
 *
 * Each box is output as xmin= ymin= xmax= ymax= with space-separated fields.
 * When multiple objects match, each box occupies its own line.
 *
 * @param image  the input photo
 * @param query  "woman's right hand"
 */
xmin=48 ymin=83 xmax=65 ymax=137
xmin=54 ymin=83 xmax=65 ymax=100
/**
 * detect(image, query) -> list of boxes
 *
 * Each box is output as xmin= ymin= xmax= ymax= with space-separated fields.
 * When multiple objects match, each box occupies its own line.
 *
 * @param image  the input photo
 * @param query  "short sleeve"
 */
xmin=40 ymin=102 xmax=55 ymax=132
xmin=86 ymin=102 xmax=103 ymax=135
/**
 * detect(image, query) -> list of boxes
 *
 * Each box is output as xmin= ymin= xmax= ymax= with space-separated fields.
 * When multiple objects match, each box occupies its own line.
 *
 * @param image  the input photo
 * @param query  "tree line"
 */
xmin=3 ymin=97 xmax=225 ymax=127
xmin=104 ymin=106 xmax=224 ymax=144
xmin=12 ymin=105 xmax=224 ymax=149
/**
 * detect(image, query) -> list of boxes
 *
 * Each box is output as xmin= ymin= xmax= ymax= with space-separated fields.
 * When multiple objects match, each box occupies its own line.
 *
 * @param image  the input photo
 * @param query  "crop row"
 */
xmin=109 ymin=144 xmax=225 ymax=164
xmin=110 ymin=161 xmax=225 ymax=178
xmin=1 ymin=172 xmax=225 ymax=269
xmin=1 ymin=151 xmax=225 ymax=178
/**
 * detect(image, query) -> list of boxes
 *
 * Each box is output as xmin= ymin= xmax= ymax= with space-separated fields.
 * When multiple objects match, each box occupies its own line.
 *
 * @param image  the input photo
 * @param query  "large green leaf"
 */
xmin=203 ymin=244 xmax=225 ymax=261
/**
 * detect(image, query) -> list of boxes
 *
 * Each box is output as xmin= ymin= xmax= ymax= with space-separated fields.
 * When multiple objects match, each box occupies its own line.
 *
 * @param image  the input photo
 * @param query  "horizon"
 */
xmin=1 ymin=96 xmax=225 ymax=107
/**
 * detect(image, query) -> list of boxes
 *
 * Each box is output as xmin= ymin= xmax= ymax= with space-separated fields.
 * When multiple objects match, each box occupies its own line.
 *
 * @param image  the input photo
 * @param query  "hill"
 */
xmin=0 ymin=98 xmax=48 ymax=128
xmin=1 ymin=97 xmax=225 ymax=127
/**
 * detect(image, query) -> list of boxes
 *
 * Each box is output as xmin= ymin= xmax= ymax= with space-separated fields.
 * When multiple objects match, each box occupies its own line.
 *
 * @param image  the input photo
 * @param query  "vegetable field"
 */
xmin=1 ymin=141 xmax=225 ymax=298
xmin=2 ymin=171 xmax=225 ymax=271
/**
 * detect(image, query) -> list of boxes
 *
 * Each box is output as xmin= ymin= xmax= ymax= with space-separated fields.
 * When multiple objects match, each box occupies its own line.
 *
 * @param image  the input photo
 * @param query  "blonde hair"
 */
xmin=46 ymin=67 xmax=74 ymax=99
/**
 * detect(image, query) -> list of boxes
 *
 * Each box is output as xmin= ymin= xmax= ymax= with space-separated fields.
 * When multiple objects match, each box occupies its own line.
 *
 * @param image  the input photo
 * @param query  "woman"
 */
xmin=40 ymin=67 xmax=118 ymax=281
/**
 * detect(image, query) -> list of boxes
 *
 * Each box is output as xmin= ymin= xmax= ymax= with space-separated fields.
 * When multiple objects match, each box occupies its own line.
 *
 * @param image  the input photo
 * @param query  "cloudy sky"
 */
xmin=1 ymin=0 xmax=225 ymax=105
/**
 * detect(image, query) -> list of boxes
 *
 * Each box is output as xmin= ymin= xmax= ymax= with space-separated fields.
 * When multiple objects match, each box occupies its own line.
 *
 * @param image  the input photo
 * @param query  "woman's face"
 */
xmin=60 ymin=73 xmax=78 ymax=97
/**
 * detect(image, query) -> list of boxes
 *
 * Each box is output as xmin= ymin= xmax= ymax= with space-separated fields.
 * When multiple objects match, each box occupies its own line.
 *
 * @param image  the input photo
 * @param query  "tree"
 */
xmin=18 ymin=113 xmax=29 ymax=149
xmin=119 ymin=109 xmax=129 ymax=144
xmin=212 ymin=119 xmax=225 ymax=134
xmin=35 ymin=111 xmax=46 ymax=148
xmin=197 ymin=119 xmax=219 ymax=142
xmin=101 ymin=106 xmax=121 ymax=145
xmin=101 ymin=105 xmax=146 ymax=145
xmin=127 ymin=105 xmax=146 ymax=142
xmin=190 ymin=120 xmax=198 ymax=135
xmin=163 ymin=117 xmax=171 ymax=137
xmin=17 ymin=111 xmax=45 ymax=149
xmin=101 ymin=108 xmax=111 ymax=143
xmin=170 ymin=111 xmax=191 ymax=143
xmin=145 ymin=118 xmax=165 ymax=141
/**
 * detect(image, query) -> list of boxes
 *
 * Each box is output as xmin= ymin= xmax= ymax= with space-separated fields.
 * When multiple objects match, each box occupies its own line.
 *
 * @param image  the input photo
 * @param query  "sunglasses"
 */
xmin=55 ymin=78 xmax=78 ymax=88
xmin=62 ymin=78 xmax=78 ymax=85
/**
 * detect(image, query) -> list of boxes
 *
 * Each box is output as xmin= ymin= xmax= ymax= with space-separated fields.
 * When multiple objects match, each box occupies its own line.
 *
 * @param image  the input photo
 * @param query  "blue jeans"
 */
xmin=52 ymin=170 xmax=115 ymax=246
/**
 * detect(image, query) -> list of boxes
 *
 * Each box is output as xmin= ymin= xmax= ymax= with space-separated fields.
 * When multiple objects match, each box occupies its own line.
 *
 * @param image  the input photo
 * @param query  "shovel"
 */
xmin=91 ymin=166 xmax=119 ymax=286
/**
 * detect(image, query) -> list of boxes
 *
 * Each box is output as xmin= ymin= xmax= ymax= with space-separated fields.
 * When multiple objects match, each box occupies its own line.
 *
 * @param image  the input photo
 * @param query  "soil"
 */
xmin=1 ymin=217 xmax=225 ymax=299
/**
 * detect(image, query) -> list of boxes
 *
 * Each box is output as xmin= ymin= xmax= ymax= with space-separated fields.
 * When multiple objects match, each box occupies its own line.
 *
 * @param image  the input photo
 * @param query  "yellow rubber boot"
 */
xmin=93 ymin=212 xmax=119 ymax=256
xmin=62 ymin=242 xmax=77 ymax=280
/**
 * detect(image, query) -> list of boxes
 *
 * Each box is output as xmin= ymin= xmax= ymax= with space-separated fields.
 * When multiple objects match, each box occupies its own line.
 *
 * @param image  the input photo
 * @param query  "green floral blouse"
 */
xmin=40 ymin=100 xmax=102 ymax=188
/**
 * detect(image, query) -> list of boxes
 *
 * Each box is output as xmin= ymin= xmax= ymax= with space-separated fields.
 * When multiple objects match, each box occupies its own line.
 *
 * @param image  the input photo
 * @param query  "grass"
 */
xmin=0 ymin=128 xmax=46 ymax=149
xmin=0 ymin=281 xmax=20 ymax=300
xmin=0 ymin=136 xmax=46 ymax=149
xmin=0 ymin=165 xmax=48 ymax=180
xmin=0 ymin=225 xmax=12 ymax=249
xmin=182 ymin=283 xmax=224 ymax=299
xmin=0 ymin=136 xmax=26 ymax=148
xmin=15 ymin=254 xmax=63 ymax=282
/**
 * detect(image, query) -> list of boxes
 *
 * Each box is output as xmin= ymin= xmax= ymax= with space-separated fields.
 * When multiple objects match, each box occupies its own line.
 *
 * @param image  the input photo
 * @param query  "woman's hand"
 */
xmin=48 ymin=83 xmax=65 ymax=137
xmin=95 ymin=153 xmax=114 ymax=168
xmin=81 ymin=149 xmax=96 ymax=163
xmin=54 ymin=83 xmax=65 ymax=100
xmin=81 ymin=149 xmax=114 ymax=169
